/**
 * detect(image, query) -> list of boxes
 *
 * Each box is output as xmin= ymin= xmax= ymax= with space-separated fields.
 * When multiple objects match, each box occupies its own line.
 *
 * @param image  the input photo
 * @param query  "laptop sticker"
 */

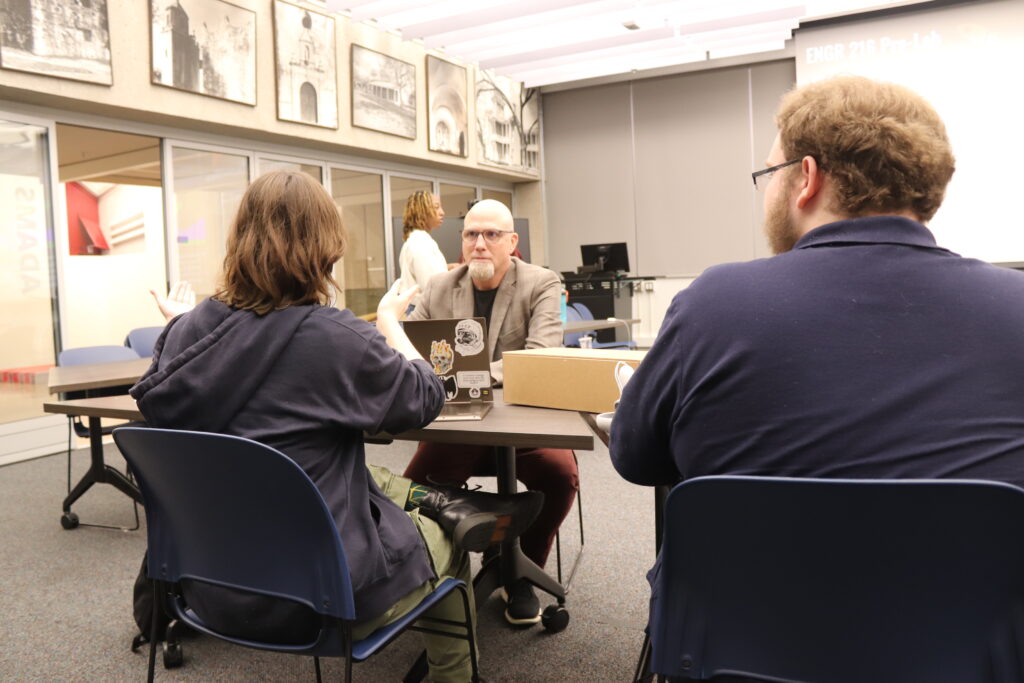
xmin=454 ymin=319 xmax=485 ymax=356
xmin=430 ymin=339 xmax=454 ymax=375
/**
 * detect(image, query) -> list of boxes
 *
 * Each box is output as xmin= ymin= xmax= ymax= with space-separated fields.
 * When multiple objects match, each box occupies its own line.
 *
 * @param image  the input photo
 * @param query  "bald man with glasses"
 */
xmin=403 ymin=199 xmax=579 ymax=627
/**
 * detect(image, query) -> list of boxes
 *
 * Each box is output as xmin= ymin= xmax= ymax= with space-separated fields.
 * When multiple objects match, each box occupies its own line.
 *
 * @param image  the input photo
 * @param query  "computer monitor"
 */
xmin=580 ymin=242 xmax=629 ymax=274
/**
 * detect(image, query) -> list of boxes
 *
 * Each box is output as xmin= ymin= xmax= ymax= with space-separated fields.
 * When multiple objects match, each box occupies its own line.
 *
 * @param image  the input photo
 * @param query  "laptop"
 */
xmin=403 ymin=317 xmax=494 ymax=421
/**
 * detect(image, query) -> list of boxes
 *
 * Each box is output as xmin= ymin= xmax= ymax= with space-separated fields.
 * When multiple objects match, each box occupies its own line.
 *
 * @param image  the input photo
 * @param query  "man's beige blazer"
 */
xmin=408 ymin=258 xmax=563 ymax=385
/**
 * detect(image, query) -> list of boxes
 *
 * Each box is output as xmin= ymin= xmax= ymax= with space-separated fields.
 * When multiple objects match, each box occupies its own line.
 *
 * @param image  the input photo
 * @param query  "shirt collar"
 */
xmin=794 ymin=215 xmax=952 ymax=253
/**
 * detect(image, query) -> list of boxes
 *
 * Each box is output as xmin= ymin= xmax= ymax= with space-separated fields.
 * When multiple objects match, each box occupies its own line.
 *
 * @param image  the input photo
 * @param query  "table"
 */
xmin=47 ymin=358 xmax=152 ymax=528
xmin=372 ymin=390 xmax=594 ymax=621
xmin=48 ymin=357 xmax=152 ymax=395
xmin=45 ymin=392 xmax=596 ymax=616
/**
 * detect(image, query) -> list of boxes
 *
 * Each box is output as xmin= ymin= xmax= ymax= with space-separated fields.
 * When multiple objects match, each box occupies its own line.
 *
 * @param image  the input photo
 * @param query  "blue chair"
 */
xmin=571 ymin=303 xmax=636 ymax=349
xmin=124 ymin=326 xmax=165 ymax=358
xmin=57 ymin=344 xmax=141 ymax=531
xmin=113 ymin=427 xmax=479 ymax=683
xmin=563 ymin=302 xmax=589 ymax=347
xmin=644 ymin=476 xmax=1024 ymax=682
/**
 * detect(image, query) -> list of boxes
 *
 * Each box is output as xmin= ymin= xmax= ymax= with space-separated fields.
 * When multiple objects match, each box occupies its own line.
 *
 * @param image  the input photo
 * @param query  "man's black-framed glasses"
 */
xmin=462 ymin=229 xmax=514 ymax=244
xmin=752 ymin=159 xmax=800 ymax=190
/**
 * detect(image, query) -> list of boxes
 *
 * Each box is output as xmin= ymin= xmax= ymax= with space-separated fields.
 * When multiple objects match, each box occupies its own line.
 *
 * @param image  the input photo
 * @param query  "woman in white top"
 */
xmin=398 ymin=191 xmax=447 ymax=307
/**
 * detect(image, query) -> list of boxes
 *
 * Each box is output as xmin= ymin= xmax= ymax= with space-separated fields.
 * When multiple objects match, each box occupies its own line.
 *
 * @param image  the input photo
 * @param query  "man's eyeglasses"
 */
xmin=462 ymin=229 xmax=513 ymax=244
xmin=751 ymin=159 xmax=800 ymax=190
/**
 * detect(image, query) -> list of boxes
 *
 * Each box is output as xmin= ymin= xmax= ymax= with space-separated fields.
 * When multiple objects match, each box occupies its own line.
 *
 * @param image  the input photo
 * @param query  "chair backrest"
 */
xmin=113 ymin=427 xmax=355 ymax=621
xmin=571 ymin=302 xmax=595 ymax=320
xmin=563 ymin=304 xmax=593 ymax=347
xmin=58 ymin=344 xmax=139 ymax=367
xmin=124 ymin=326 xmax=165 ymax=358
xmin=652 ymin=476 xmax=1024 ymax=683
xmin=58 ymin=345 xmax=140 ymax=401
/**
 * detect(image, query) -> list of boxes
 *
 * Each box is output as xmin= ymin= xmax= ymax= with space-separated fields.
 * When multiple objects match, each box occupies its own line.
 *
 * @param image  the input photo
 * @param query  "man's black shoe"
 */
xmin=500 ymin=578 xmax=542 ymax=626
xmin=417 ymin=485 xmax=544 ymax=552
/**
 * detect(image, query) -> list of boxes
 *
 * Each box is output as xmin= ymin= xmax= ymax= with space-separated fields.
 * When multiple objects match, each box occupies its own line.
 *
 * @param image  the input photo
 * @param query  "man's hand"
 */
xmin=377 ymin=281 xmax=418 ymax=322
xmin=150 ymin=281 xmax=196 ymax=322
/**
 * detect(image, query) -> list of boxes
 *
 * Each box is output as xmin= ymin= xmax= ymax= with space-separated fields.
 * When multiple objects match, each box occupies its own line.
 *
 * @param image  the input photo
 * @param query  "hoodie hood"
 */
xmin=130 ymin=299 xmax=315 ymax=432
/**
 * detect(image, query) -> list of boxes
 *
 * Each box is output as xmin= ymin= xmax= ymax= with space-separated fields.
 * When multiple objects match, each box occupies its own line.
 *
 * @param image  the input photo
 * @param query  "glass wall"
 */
xmin=332 ymin=168 xmax=385 ymax=316
xmin=257 ymin=158 xmax=323 ymax=182
xmin=0 ymin=120 xmax=55 ymax=423
xmin=170 ymin=147 xmax=249 ymax=298
xmin=389 ymin=175 xmax=433 ymax=230
xmin=481 ymin=188 xmax=513 ymax=210
xmin=440 ymin=182 xmax=476 ymax=218
xmin=56 ymin=124 xmax=167 ymax=349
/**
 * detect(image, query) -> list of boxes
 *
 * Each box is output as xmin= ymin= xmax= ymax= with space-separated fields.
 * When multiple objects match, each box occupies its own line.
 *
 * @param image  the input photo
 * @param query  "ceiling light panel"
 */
xmin=441 ymin=13 xmax=648 ymax=62
xmin=512 ymin=47 xmax=706 ymax=87
xmin=347 ymin=0 xmax=436 ymax=24
xmin=494 ymin=32 xmax=692 ymax=74
xmin=480 ymin=27 xmax=677 ymax=70
xmin=401 ymin=0 xmax=599 ymax=41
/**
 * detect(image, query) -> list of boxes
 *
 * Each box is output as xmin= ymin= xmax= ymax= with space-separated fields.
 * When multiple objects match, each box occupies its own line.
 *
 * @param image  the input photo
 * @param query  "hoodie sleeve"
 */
xmin=610 ymin=292 xmax=686 ymax=486
xmin=324 ymin=316 xmax=445 ymax=436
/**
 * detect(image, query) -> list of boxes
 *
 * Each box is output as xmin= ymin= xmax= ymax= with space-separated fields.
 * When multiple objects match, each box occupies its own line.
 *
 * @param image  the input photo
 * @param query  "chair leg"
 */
xmin=633 ymin=632 xmax=653 ymax=683
xmin=555 ymin=451 xmax=585 ymax=589
xmin=147 ymin=580 xmax=160 ymax=683
xmin=313 ymin=656 xmax=322 ymax=683
xmin=456 ymin=584 xmax=481 ymax=683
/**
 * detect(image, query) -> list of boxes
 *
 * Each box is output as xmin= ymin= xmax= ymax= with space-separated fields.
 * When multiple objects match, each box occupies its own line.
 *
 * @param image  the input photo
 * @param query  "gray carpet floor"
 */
xmin=0 ymin=436 xmax=656 ymax=681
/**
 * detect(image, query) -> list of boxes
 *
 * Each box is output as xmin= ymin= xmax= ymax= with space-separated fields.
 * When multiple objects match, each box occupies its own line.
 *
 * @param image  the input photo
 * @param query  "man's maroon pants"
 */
xmin=404 ymin=443 xmax=579 ymax=567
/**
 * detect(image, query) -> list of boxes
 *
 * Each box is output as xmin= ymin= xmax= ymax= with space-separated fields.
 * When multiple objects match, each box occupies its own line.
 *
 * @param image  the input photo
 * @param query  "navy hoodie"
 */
xmin=130 ymin=298 xmax=445 ymax=622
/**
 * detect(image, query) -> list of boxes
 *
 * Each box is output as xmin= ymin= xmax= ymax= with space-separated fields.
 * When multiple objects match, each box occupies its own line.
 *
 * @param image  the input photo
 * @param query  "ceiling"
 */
xmin=323 ymin=0 xmax=931 ymax=88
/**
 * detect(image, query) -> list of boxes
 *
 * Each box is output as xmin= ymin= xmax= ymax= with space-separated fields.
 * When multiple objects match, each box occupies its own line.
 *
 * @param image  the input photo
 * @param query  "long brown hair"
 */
xmin=214 ymin=171 xmax=347 ymax=315
xmin=402 ymin=190 xmax=437 ymax=240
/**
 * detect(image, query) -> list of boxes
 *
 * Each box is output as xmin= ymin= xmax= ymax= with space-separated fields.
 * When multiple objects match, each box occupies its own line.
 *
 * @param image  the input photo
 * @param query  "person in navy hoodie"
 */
xmin=611 ymin=76 xmax=1024 ymax=660
xmin=131 ymin=170 xmax=541 ymax=682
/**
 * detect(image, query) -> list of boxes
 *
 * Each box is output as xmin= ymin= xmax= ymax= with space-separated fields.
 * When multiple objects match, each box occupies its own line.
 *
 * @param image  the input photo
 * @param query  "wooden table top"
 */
xmin=42 ymin=389 xmax=596 ymax=452
xmin=47 ymin=357 xmax=152 ymax=395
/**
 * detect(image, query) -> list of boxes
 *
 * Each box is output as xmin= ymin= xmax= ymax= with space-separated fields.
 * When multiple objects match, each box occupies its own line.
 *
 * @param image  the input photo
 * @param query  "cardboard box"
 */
xmin=502 ymin=348 xmax=647 ymax=414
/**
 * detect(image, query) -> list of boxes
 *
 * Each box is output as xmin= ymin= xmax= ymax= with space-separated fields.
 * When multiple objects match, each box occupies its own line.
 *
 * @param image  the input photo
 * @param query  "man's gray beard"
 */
xmin=764 ymin=184 xmax=799 ymax=255
xmin=468 ymin=261 xmax=495 ymax=282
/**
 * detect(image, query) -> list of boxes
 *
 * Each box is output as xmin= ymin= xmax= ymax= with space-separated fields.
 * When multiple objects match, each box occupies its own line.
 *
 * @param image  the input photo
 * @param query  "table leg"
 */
xmin=472 ymin=445 xmax=566 ymax=608
xmin=62 ymin=416 xmax=143 ymax=517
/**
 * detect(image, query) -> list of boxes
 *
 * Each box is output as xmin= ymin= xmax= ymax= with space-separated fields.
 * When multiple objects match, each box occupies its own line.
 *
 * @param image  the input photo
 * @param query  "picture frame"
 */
xmin=150 ymin=0 xmax=257 ymax=106
xmin=475 ymin=69 xmax=541 ymax=174
xmin=0 ymin=0 xmax=113 ymax=85
xmin=426 ymin=55 xmax=468 ymax=157
xmin=273 ymin=0 xmax=337 ymax=129
xmin=351 ymin=44 xmax=416 ymax=139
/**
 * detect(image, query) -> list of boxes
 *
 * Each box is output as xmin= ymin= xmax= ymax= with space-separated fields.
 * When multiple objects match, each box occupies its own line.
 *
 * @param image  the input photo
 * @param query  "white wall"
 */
xmin=62 ymin=185 xmax=168 ymax=349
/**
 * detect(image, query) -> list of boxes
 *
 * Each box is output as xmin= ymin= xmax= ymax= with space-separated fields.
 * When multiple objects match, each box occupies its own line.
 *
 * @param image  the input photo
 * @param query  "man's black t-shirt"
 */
xmin=473 ymin=286 xmax=498 ymax=326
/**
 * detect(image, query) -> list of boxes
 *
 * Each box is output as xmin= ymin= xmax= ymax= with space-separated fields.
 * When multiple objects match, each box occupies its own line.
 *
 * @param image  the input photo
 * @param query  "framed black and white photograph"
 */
xmin=476 ymin=69 xmax=541 ymax=174
xmin=273 ymin=0 xmax=337 ymax=128
xmin=351 ymin=44 xmax=416 ymax=139
xmin=0 ymin=0 xmax=113 ymax=85
xmin=150 ymin=0 xmax=256 ymax=105
xmin=427 ymin=55 xmax=468 ymax=157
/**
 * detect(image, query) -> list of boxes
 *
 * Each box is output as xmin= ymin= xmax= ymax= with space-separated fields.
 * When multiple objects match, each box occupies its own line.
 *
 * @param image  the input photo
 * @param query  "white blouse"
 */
xmin=398 ymin=229 xmax=447 ymax=303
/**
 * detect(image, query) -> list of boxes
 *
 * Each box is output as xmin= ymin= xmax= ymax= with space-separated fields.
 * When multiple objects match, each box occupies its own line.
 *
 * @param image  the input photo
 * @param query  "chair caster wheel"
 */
xmin=163 ymin=641 xmax=183 ymax=668
xmin=541 ymin=604 xmax=569 ymax=633
xmin=61 ymin=512 xmax=80 ymax=529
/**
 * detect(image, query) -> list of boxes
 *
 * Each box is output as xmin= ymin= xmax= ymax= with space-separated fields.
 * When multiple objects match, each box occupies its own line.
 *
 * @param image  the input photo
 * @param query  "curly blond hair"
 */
xmin=402 ymin=190 xmax=438 ymax=240
xmin=776 ymin=76 xmax=955 ymax=222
